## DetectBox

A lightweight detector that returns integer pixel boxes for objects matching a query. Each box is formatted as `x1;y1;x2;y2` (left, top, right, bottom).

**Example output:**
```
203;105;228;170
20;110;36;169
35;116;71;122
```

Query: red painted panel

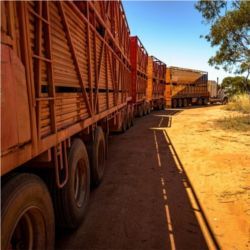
1;45;19;151
130;36;148;104
1;45;31;152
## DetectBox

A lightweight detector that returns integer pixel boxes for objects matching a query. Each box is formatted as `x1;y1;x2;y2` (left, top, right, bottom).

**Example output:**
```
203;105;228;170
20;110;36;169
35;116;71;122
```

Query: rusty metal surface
1;1;131;175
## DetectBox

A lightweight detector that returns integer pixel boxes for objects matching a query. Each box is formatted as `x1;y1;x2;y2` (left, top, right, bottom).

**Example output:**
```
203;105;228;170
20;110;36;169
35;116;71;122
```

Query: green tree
221;76;250;96
195;0;250;91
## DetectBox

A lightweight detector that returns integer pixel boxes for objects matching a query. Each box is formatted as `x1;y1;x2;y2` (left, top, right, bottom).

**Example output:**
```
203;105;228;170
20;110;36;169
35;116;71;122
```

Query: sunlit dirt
56;105;249;250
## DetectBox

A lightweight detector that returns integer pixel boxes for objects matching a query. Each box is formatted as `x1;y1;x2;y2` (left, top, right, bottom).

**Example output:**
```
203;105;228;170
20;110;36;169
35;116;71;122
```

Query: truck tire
88;127;106;186
188;98;192;106
138;105;143;117
178;98;183;107
131;112;135;126
105;131;109;159
172;99;177;108
147;106;151;114
161;102;165;110
127;111;132;129
203;98;208;105
122;113;128;132
54;139;90;228
1;173;54;250
197;98;202;105
183;98;188;107
143;104;147;116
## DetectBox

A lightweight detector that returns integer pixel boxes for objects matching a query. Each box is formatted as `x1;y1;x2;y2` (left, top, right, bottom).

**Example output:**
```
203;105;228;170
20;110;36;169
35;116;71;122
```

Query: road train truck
1;1;133;249
165;66;209;108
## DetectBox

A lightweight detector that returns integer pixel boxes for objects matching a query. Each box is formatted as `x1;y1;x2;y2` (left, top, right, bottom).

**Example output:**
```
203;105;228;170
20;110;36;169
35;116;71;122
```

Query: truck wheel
143;105;147;116
127;112;132;129
197;98;202;105
1;174;54;250
188;98;192;106
172;99;177;108
203;98;208;105
89;127;106;186
183;98;188;107
131;112;135;126
161;103;165;110
138;106;143;117
105;130;109;159
55;139;90;228
147;106;151;114
122;114;128;132
178;99;182;107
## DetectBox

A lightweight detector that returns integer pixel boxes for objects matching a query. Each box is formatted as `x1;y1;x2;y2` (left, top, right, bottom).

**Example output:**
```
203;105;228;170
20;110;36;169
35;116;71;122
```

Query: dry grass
224;94;250;114
215;115;250;132
216;94;250;131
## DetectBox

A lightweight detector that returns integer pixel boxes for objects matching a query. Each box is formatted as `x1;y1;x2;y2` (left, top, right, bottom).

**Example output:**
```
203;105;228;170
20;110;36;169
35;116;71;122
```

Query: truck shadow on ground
149;112;220;249
152;109;182;127
56;110;220;250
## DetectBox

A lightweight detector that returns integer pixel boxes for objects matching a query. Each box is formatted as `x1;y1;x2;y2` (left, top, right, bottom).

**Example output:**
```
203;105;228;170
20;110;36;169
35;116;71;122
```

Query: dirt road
56;106;250;250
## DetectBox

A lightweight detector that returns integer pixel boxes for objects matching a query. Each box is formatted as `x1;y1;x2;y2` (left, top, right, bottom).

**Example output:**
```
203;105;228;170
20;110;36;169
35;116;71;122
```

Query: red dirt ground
56;105;250;250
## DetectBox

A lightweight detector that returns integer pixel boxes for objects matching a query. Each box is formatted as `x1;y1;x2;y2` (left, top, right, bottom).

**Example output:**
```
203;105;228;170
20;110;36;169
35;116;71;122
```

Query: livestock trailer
165;66;209;108
130;36;149;116
146;56;166;110
1;1;132;249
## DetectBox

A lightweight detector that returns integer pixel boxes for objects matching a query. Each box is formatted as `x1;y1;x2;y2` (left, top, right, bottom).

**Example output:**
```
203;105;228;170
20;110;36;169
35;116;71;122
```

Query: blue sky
123;1;234;83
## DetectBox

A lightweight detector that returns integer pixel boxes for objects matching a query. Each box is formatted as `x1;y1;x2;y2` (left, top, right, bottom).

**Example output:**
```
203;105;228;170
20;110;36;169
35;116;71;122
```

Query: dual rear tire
183;98;188;107
138;105;143;117
53;139;90;229
1;127;107;250
147;106;151;114
197;98;203;105
172;99;177;108
122;114;128;132
87;127;106;187
53;132;106;229
122;109;134;132
178;99;182;107
1;174;55;250
127;111;133;128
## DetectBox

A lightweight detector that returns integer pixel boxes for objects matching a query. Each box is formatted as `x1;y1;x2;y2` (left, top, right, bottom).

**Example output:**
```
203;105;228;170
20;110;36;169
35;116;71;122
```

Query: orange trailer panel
1;1;131;175
146;56;166;108
130;36;148;104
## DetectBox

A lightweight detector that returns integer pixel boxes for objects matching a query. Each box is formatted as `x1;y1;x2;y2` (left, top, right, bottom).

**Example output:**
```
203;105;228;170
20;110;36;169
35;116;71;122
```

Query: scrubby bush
216;94;250;131
224;94;250;114
221;77;250;97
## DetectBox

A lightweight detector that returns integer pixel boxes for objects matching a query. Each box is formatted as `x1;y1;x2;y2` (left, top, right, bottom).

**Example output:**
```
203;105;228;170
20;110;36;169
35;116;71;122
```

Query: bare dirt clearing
57;105;250;250
166;105;250;250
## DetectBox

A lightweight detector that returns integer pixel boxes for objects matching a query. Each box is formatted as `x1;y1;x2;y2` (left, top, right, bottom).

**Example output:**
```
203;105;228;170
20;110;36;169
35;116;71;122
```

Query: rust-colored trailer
1;1;132;248
165;66;209;108
146;56;166;110
130;36;149;116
